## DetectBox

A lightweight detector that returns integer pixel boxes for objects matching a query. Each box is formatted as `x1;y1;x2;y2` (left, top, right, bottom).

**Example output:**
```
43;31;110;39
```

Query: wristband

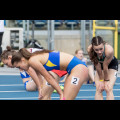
99;79;104;82
104;79;110;81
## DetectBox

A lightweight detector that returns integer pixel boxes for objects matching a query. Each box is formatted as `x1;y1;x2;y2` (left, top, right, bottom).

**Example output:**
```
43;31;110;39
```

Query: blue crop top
43;51;60;71
20;71;31;79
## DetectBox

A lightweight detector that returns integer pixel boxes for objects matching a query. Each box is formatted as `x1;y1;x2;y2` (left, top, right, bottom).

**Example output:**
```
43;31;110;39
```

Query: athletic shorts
24;81;29;90
66;56;87;74
94;56;118;71
51;70;67;77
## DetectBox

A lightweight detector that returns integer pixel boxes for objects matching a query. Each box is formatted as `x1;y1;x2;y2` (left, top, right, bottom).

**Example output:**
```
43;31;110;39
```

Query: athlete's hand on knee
104;81;112;92
98;80;105;92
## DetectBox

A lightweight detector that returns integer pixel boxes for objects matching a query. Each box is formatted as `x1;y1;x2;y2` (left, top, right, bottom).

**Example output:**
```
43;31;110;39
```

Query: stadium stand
64;20;79;27
54;20;64;27
34;20;47;28
15;20;23;27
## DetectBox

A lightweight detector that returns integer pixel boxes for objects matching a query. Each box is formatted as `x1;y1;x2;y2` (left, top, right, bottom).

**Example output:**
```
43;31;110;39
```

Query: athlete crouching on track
87;36;118;100
1;46;67;100
11;48;89;100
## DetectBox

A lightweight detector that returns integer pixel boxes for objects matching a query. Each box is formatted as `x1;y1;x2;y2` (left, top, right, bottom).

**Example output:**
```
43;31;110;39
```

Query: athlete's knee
96;88;103;95
26;85;37;91
96;84;104;93
26;81;37;91
104;84;113;93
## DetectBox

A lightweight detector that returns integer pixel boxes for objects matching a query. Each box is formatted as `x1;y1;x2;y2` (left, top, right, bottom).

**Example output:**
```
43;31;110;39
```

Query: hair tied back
6;46;12;51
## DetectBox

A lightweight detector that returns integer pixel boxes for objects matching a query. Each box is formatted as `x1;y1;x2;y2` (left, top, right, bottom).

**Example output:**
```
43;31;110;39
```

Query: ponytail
19;48;32;60
1;46;16;60
11;48;32;65
11;48;52;65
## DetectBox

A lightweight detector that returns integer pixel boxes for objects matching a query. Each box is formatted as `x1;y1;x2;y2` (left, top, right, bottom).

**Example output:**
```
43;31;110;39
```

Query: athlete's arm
95;63;104;80
28;57;63;99
27;67;43;91
103;46;114;81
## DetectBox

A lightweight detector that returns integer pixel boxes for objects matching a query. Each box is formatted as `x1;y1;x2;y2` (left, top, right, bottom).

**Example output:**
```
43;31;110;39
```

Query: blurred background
2;20;120;60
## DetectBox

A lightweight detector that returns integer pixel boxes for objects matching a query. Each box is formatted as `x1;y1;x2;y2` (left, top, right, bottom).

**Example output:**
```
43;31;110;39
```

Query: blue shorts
24;81;29;90
66;56;87;74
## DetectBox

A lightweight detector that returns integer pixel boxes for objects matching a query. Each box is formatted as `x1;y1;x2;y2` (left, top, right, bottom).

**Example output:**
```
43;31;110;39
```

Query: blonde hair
75;49;83;55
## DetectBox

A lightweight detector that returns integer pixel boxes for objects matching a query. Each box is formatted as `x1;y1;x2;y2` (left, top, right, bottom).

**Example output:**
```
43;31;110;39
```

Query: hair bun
6;46;12;51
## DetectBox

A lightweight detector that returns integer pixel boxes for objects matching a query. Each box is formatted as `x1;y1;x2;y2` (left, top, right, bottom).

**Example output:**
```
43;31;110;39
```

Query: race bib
71;77;80;85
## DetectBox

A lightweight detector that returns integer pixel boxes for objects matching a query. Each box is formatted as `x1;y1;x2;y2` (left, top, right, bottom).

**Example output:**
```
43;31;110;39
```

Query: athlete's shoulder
105;44;114;58
28;55;40;63
105;44;113;54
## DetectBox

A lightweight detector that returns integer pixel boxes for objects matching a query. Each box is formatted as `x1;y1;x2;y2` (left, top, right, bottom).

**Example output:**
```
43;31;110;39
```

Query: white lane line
59;83;120;86
59;84;94;86
0;84;120;93
51;96;120;99
80;89;120;92
0;84;23;86
0;88;120;92
0;83;119;87
0;90;27;92
115;83;120;85
0;74;20;75
0;96;120;100
0;97;38;100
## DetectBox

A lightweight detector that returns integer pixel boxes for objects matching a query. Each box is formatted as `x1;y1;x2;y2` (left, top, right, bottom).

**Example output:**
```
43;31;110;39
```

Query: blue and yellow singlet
43;51;87;74
43;51;60;71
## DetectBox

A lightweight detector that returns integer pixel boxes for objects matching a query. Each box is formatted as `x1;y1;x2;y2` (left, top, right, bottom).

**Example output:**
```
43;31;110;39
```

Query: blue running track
0;75;120;100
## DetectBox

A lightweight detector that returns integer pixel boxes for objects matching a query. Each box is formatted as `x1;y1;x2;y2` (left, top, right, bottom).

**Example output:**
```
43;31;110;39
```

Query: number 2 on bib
71;77;80;85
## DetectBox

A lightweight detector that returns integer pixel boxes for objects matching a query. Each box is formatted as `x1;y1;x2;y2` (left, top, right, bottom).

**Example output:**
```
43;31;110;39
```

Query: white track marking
0;90;27;92
0;96;120;100
0;84;23;86
51;96;120;99
0;97;38;100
